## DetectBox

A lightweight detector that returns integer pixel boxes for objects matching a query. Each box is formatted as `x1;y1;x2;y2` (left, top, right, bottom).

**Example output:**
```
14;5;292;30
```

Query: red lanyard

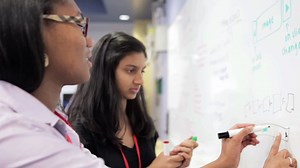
54;111;72;127
54;111;73;144
120;135;141;168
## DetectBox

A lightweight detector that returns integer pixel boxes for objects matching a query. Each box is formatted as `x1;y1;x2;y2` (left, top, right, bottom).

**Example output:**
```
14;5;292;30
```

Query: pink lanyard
120;135;141;168
54;111;73;144
54;111;72;127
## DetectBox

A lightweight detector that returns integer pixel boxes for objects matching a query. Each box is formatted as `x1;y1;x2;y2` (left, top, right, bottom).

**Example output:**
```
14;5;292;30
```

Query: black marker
218;125;270;139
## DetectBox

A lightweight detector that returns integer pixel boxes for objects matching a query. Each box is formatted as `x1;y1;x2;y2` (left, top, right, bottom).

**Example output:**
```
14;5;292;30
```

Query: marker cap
163;140;169;144
218;132;229;139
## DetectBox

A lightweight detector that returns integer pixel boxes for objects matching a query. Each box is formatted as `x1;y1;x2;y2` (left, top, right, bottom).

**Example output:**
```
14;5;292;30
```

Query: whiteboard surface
167;0;299;167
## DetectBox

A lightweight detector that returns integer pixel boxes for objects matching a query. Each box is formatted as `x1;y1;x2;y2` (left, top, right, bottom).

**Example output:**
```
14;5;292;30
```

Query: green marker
192;136;197;141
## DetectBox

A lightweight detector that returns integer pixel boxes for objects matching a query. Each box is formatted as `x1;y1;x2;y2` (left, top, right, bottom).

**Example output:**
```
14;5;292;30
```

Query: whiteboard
167;0;299;167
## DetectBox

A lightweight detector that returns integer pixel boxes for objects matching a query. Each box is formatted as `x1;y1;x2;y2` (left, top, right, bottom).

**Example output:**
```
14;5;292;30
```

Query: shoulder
0;113;107;167
0;105;53;135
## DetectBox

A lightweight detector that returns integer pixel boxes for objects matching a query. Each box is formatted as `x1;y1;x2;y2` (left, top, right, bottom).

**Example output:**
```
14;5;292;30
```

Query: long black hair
0;0;66;93
68;32;156;145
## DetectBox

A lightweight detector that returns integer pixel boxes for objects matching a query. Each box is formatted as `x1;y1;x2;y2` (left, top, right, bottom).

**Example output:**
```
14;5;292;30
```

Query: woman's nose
86;36;93;48
134;73;144;85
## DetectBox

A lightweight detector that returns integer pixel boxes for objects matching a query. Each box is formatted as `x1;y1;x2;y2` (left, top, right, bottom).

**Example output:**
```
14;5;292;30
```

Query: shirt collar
0;80;59;126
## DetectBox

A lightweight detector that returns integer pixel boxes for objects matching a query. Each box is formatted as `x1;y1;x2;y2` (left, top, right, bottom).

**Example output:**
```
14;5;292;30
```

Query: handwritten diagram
253;0;291;43
244;93;295;116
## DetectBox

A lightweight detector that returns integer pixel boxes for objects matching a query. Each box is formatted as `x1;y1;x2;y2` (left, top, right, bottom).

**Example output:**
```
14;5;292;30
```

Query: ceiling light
119;15;130;21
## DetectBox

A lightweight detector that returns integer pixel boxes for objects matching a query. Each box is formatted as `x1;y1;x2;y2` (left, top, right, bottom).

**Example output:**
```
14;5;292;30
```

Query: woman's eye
127;69;134;73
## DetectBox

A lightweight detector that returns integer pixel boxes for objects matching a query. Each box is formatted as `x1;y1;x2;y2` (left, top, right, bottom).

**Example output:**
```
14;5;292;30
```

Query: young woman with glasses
0;0;107;167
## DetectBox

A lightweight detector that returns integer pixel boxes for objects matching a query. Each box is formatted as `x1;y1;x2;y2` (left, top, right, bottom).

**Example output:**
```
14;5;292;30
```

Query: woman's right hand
147;152;185;168
203;123;260;168
263;133;297;168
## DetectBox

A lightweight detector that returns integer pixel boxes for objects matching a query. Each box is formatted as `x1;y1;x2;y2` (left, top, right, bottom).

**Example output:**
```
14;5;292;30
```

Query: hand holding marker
163;136;198;156
218;125;270;139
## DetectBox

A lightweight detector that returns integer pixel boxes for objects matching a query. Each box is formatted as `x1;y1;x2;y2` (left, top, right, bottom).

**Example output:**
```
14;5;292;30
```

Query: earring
44;53;49;67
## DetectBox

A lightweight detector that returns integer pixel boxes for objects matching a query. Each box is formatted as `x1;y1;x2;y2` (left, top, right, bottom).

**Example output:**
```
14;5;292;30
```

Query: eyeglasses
42;14;89;37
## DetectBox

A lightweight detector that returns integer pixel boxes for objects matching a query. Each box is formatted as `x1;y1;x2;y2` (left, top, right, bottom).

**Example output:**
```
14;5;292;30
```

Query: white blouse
0;81;108;168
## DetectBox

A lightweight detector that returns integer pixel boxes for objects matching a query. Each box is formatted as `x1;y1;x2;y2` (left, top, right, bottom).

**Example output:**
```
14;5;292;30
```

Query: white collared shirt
0;81;108;168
